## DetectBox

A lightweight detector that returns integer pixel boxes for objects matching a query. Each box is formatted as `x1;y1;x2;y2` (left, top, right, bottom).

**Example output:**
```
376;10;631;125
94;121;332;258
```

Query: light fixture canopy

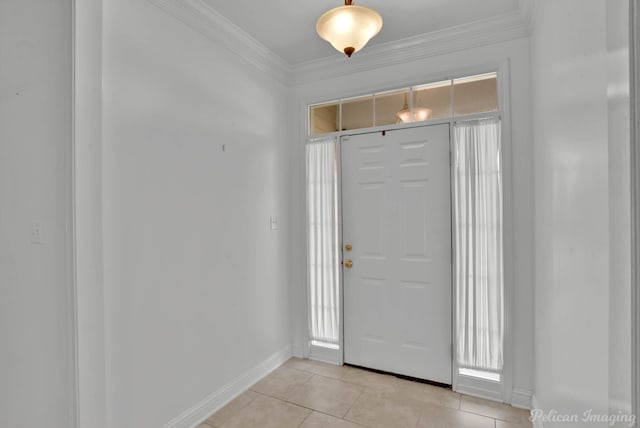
316;0;383;58
396;93;432;123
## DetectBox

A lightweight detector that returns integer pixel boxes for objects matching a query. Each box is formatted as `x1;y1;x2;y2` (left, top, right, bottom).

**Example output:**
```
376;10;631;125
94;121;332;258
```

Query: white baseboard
291;343;305;358
455;375;503;403
455;384;503;403
511;388;533;410
308;344;342;365
531;394;544;428
162;344;293;428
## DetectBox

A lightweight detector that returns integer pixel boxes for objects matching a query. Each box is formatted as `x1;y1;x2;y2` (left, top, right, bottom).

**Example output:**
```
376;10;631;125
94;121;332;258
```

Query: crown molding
518;0;535;28
292;9;531;85
145;0;293;85
519;0;538;35
145;0;534;87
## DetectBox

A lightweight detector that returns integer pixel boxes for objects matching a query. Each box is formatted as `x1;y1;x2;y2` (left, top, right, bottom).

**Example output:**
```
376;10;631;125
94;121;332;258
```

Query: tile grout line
291;360;460;398
206;391;260;428
281;366;374;428
291;358;528;421
295;410;313;428
457;406;528;424
293;364;496;426
280;381;364;421
340;386;366;422
218;360;532;428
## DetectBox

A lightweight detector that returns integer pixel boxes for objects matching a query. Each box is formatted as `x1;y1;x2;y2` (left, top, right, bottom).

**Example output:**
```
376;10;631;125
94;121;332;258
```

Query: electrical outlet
270;216;278;230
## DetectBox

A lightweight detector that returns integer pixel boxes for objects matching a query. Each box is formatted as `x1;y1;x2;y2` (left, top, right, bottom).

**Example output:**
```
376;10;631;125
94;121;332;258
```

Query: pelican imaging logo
530;408;636;426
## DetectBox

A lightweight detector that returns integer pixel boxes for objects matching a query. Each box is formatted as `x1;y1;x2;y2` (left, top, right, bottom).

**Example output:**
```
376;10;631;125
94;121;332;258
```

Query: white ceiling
201;0;522;65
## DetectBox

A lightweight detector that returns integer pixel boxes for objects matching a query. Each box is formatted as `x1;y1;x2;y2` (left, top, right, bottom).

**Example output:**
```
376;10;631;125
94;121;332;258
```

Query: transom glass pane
310;102;339;136
374;90;408;126
341;95;374;131
453;73;498;116
413;80;452;120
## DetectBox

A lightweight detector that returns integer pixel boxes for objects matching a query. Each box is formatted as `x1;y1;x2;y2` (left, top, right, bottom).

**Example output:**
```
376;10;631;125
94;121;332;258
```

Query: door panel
342;125;452;384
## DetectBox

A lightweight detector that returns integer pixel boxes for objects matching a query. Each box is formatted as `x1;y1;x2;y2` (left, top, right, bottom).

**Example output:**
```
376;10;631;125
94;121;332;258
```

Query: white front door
341;125;452;384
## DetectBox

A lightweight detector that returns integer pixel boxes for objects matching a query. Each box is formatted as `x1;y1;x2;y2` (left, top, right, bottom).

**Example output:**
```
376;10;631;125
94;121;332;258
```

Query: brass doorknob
344;259;353;269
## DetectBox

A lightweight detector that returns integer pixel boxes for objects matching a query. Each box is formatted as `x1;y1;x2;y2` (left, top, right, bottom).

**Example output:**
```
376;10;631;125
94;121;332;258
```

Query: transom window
309;72;498;135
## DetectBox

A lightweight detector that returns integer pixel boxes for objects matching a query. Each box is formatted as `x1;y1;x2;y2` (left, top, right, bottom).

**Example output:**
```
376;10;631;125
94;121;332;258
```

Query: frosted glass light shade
316;4;383;57
396;107;432;123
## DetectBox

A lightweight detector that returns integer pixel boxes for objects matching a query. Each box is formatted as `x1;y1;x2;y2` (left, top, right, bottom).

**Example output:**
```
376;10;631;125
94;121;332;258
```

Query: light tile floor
198;358;532;428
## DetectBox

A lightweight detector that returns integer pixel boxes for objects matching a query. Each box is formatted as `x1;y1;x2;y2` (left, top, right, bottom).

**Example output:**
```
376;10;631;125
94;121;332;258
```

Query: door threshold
344;363;452;389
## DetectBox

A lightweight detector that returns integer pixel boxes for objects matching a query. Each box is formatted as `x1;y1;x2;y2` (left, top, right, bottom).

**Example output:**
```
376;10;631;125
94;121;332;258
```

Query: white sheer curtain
306;139;340;347
453;118;504;372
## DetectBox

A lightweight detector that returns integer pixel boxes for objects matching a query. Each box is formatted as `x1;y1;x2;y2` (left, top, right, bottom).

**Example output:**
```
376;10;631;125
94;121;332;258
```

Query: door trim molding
630;0;640;422
511;388;534;410
498;58;515;405
450;60;513;404
71;1;107;426
530;395;544;428
301;60;517;405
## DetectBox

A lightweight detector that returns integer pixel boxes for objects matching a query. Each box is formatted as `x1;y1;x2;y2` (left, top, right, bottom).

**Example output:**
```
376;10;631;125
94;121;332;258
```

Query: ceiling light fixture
396;92;432;123
316;0;383;58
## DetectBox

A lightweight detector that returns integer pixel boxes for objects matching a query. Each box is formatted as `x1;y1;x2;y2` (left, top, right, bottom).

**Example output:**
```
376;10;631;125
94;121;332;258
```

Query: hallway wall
531;0;632;425
102;1;294;426
0;1;76;427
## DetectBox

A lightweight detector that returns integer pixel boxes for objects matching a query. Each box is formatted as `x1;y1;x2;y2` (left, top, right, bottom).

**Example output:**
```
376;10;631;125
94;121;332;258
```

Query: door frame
303;60;517;405
451;64;515;403
631;0;639;421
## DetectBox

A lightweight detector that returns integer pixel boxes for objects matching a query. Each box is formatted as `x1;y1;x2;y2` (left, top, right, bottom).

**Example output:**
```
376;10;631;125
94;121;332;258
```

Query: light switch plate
31;222;42;244
270;216;278;230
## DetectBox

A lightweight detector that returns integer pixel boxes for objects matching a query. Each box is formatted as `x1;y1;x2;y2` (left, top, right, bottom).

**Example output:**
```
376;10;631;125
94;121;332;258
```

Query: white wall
74;1;107;427
291;37;535;399
531;0;632;424
102;1;294;426
0;1;76;427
